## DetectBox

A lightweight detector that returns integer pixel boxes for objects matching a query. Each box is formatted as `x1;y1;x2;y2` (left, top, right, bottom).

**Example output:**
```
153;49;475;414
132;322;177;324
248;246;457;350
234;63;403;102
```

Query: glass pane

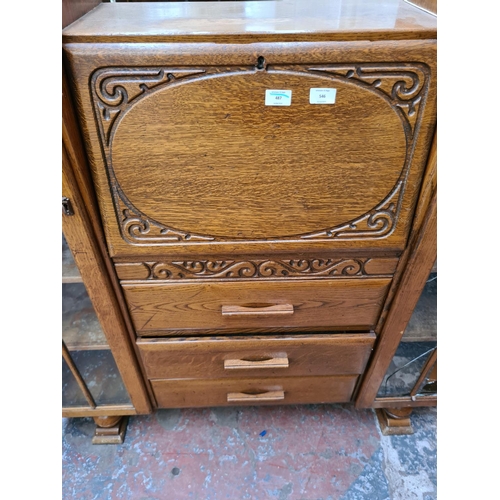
62;357;89;407
70;350;132;405
62;283;109;350
402;272;437;342
377;341;437;397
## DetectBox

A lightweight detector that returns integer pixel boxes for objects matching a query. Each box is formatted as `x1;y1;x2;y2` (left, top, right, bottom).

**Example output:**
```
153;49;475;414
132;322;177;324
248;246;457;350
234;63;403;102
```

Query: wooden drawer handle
227;390;285;403
222;304;294;317
224;356;289;370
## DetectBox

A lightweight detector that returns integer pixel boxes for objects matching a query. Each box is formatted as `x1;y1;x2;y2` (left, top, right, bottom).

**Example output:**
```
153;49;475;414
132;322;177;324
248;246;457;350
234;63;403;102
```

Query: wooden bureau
62;0;437;418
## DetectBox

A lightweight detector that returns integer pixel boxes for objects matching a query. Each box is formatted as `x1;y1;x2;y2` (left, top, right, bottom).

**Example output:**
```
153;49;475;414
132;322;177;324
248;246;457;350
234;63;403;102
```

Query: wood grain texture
151;375;359;408
137;333;376;379
371;396;437;408
63;67;158;407
355;190;437;408
108;68;407;241
62;0;437;43
115;257;399;281
123;279;391;335
62;406;137;418
63;39;436;258
227;391;285;403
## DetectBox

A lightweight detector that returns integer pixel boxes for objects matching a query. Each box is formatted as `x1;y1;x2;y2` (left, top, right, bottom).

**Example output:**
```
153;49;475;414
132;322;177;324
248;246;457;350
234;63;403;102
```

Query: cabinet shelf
62;235;82;283
62;283;110;351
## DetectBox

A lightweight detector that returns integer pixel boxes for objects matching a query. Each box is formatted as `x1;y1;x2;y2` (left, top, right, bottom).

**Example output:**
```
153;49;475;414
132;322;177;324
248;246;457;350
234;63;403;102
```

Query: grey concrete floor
62;405;436;499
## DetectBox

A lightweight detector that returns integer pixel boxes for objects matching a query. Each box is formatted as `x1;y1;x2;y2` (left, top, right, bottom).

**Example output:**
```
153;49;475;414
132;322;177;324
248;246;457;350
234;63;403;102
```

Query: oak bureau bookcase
62;0;437;430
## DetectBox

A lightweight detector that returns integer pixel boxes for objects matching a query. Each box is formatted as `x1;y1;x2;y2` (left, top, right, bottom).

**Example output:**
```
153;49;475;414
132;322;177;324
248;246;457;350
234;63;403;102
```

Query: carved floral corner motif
305;63;430;137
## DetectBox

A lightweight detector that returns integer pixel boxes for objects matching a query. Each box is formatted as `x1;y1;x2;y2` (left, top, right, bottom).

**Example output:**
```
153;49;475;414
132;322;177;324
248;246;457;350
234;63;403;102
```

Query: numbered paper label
309;88;337;104
265;90;292;106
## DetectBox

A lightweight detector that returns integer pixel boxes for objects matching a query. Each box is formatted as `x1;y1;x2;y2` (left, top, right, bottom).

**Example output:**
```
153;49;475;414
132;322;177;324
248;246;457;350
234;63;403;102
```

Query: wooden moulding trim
355;189;437;408
372;396;437;409
62;406;137;418
62;144;152;414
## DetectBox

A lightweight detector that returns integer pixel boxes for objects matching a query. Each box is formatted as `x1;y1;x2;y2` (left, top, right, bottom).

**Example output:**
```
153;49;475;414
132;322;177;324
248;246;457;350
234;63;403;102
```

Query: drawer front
123;278;391;335
64;40;436;258
137;333;376;380
151;375;359;408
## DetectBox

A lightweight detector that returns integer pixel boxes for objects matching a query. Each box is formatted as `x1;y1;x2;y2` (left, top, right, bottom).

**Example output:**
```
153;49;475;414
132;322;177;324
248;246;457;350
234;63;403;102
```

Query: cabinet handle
224;356;289;370
222;304;294;317
227;390;285;403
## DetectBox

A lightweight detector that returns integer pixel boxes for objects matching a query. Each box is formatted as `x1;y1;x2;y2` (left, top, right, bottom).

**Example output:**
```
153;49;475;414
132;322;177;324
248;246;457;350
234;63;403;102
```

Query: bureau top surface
62;0;437;43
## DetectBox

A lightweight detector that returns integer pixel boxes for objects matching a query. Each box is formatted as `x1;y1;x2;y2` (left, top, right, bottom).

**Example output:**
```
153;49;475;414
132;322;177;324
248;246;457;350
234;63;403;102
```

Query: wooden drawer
151;375;359;408
137;333;376;380
123;278;390;335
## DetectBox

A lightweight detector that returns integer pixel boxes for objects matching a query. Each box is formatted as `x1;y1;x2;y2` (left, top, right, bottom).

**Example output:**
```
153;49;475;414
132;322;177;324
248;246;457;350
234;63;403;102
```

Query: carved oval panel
111;70;407;239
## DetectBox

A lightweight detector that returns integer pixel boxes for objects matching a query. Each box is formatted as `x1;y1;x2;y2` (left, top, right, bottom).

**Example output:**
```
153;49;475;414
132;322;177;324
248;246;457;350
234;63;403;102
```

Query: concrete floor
62;404;436;499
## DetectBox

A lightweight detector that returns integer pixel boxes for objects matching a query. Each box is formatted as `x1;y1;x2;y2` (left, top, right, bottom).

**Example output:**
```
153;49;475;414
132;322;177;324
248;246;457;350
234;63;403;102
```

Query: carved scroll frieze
90;62;430;245
125;258;389;281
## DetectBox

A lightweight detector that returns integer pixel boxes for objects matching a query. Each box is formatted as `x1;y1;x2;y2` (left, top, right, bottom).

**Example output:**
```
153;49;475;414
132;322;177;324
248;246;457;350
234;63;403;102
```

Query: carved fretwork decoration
92;67;207;147
137;258;384;280
90;63;430;245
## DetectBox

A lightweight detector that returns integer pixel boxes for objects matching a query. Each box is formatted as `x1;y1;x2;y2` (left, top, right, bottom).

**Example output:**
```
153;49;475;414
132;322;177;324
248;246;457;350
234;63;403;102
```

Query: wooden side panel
63;139;152;415
152;375;359;408
137;333;376;379
356;190;437;408
123;278;391;335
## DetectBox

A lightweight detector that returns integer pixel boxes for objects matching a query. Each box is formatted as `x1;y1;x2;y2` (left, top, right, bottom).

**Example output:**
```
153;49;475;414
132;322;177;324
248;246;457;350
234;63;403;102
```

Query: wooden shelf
62;283;110;351
62;235;82;283
402;272;436;342
63;350;132;408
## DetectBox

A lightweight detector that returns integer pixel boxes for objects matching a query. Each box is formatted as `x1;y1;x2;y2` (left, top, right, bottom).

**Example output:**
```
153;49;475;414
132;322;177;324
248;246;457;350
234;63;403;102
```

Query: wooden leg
92;416;128;444
376;407;414;435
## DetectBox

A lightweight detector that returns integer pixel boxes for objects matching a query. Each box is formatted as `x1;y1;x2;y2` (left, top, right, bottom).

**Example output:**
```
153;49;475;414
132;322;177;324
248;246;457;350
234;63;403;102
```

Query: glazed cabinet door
63;40;436;259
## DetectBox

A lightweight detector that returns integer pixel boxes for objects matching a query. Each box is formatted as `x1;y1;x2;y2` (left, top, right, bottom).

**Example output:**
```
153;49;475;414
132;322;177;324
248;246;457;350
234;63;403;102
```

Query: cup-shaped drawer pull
221;304;294;317
226;390;285;403
224;356;289;370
